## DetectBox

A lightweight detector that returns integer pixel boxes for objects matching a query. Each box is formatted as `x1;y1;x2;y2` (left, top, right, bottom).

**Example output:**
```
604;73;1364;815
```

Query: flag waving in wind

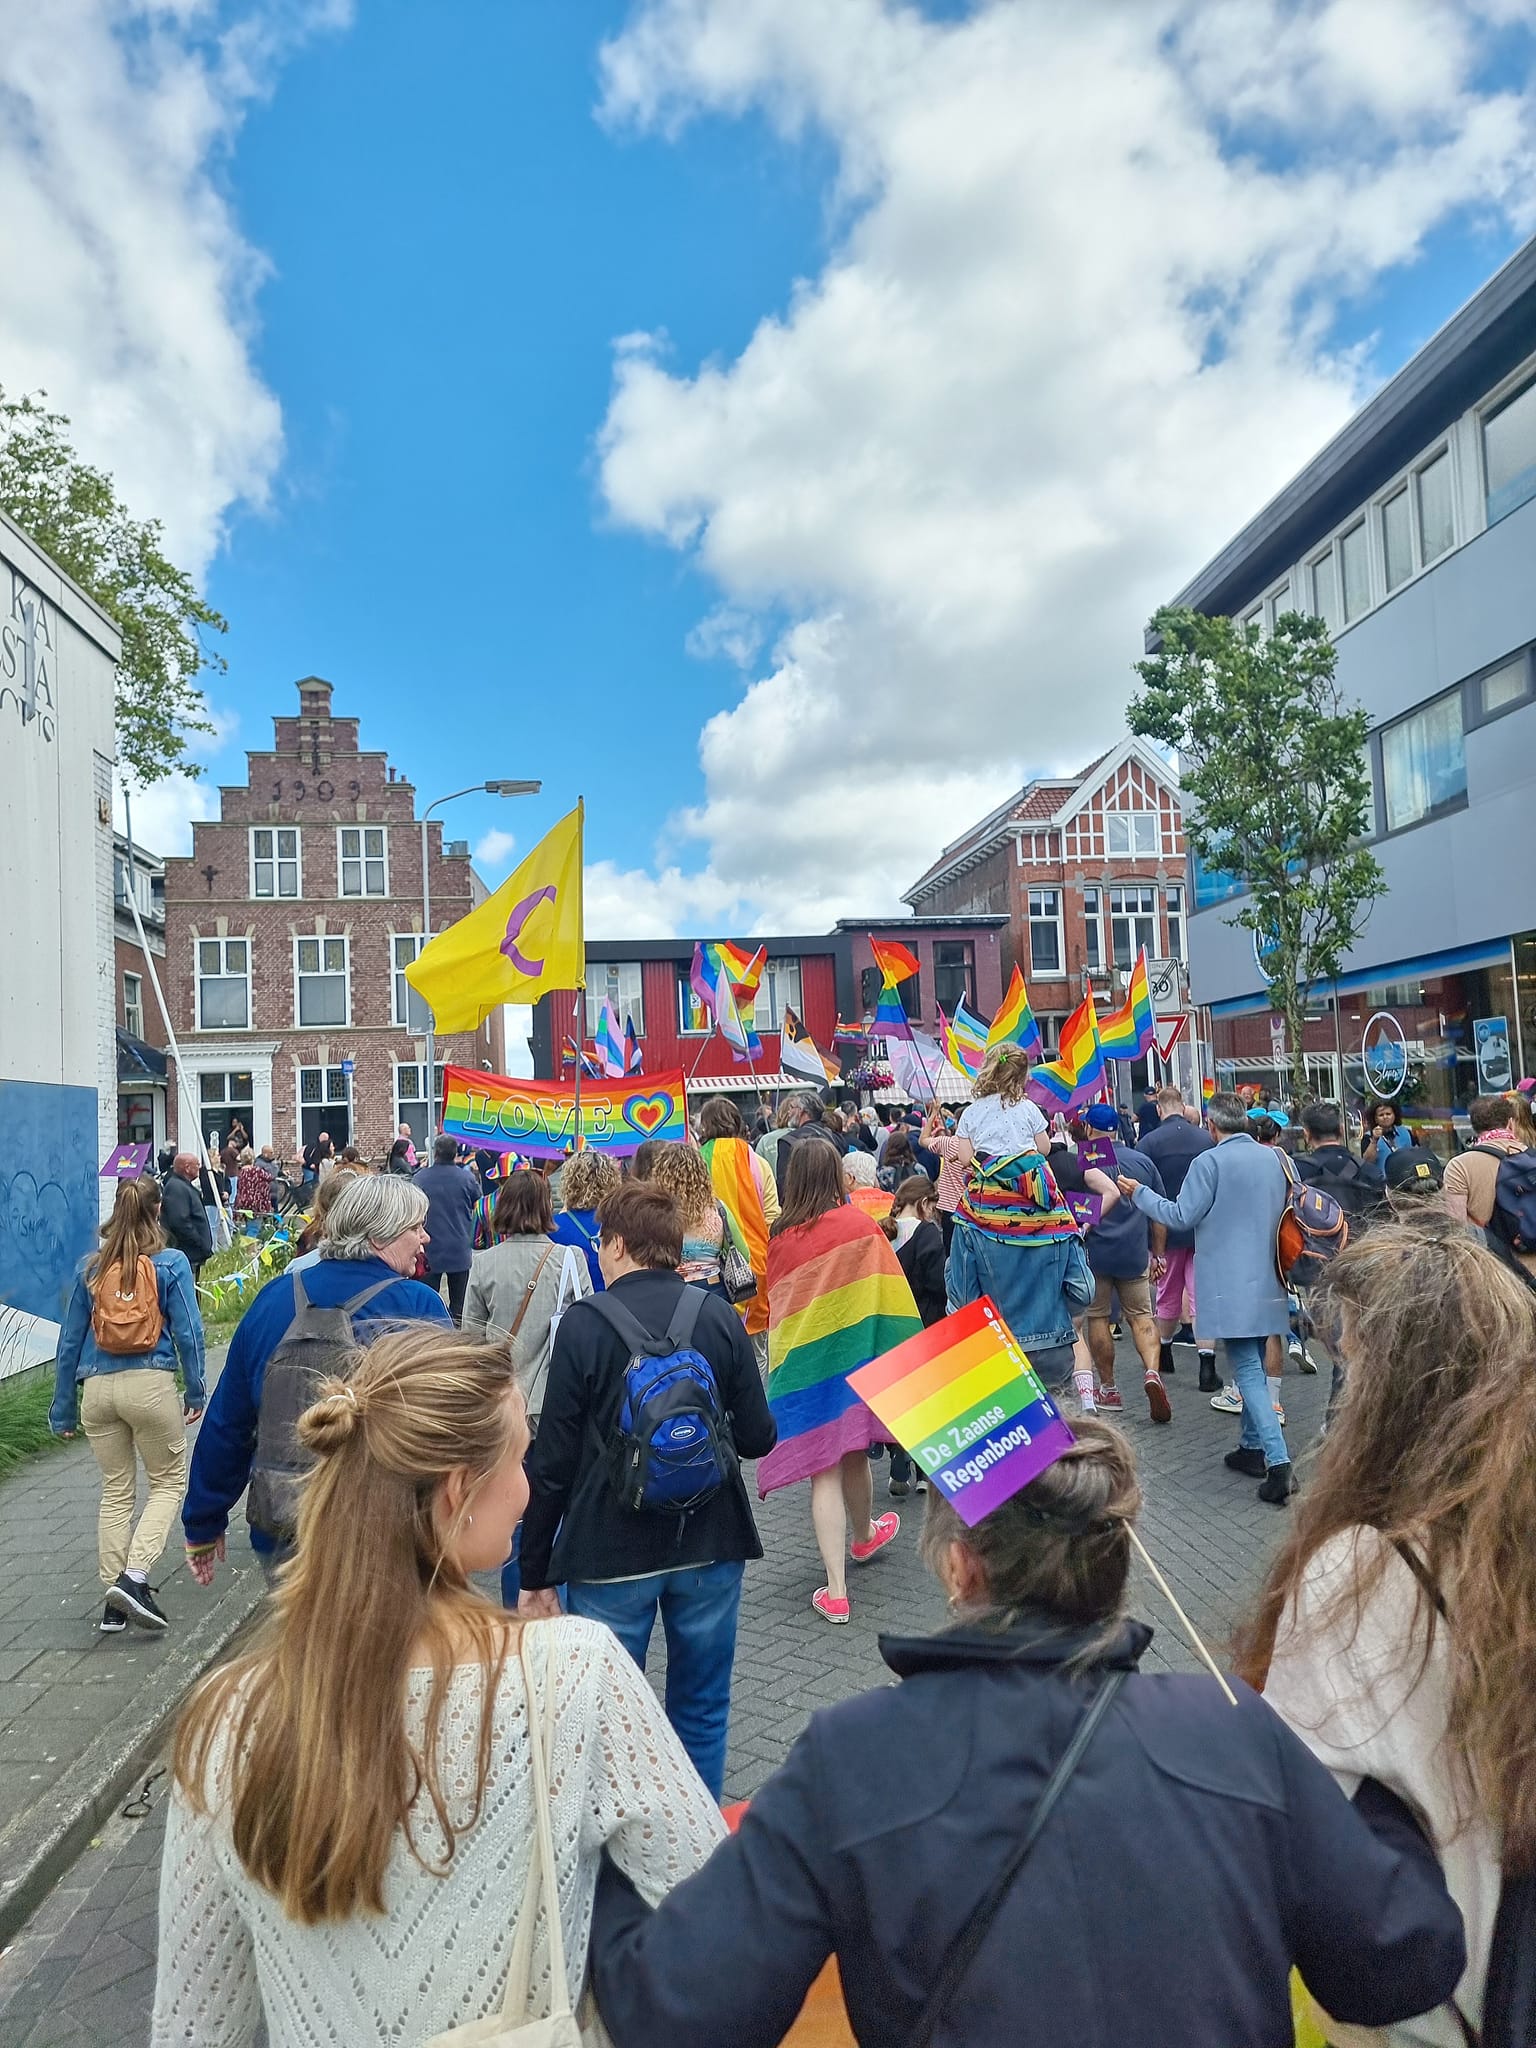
869;936;920;1043
691;940;767;1059
1025;986;1107;1115
406;804;584;1033
782;1006;840;1085
940;998;990;1080
1098;949;1157;1061
986;966;1044;1058
624;1014;643;1075
594;1001;627;1079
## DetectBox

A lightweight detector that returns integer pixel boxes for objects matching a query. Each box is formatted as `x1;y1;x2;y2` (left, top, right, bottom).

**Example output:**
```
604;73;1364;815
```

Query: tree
0;387;224;786
1129;605;1385;1106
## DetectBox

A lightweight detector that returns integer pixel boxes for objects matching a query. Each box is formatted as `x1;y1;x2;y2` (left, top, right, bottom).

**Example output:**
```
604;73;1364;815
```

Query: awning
116;1029;168;1082
874;1077;974;1105
682;1071;803;1094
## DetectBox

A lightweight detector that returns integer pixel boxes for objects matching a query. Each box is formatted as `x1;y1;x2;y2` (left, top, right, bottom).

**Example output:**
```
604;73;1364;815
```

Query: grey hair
320;1176;429;1261
782;1090;820;1126
842;1148;878;1188
1205;1091;1250;1134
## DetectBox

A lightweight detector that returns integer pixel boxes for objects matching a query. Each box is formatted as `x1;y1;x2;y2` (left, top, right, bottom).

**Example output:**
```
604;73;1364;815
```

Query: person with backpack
50;1177;206;1633
1444;1095;1536;1287
181;1175;449;1586
589;1420;1467;2048
550;1147;621;1290
1242;1212;1536;2048
516;1182;776;1799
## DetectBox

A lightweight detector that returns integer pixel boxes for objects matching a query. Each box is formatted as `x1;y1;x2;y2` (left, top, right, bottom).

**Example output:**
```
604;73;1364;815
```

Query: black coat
592;1613;1465;2048
896;1218;946;1325
520;1269;777;1591
160;1170;212;1268
412;1161;481;1275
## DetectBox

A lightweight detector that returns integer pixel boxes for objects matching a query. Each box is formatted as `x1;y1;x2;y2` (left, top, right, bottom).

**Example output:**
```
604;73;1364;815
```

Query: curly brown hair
646;1142;717;1229
1235;1212;1536;1872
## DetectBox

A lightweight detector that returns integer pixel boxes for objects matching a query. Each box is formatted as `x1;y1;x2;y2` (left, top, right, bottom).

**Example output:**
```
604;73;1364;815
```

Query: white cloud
0;0;351;576
473;826;518;871
596;0;1536;930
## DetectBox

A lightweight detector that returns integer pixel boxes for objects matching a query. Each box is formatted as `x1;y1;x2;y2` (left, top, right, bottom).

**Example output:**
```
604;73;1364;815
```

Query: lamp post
420;779;541;1145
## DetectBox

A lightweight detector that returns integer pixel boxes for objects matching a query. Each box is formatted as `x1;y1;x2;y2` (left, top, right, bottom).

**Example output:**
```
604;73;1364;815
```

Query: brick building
902;739;1193;1090
112;831;168;1150
162;677;504;1162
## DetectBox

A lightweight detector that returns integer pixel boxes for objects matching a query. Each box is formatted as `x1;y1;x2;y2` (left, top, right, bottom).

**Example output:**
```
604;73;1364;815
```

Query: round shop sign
1360;1011;1408;1099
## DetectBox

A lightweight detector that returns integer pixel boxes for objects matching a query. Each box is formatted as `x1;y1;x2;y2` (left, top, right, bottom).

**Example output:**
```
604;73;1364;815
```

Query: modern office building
1174;234;1536;1134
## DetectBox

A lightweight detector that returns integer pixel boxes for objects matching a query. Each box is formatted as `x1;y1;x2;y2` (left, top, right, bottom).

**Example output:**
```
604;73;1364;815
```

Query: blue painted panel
0;1080;99;1323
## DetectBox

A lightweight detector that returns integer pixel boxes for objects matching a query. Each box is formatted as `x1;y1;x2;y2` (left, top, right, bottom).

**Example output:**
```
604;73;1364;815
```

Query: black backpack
246;1269;396;1543
1471;1146;1536;1280
1295;1149;1386;1225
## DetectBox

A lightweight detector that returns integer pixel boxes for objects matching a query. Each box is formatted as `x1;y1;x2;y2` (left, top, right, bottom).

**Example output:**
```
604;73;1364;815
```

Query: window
122;972;143;1039
586;961;644;1036
1268;583;1291;626
392;934;432;1031
298;1065;351;1150
1035;1014;1066;1055
1381;486;1413;592
1082;886;1102;974
1484;373;1536;526
932;941;974;1014
753;957;804;1032
251;827;300;899
677;974;711;1035
1105;813;1159;857
1242;605;1266;642
338;826;387;897
1109;886;1159;970
1474;652;1533;721
1165;886;1185;962
1339;522;1370;622
394;1063;445;1150
1190;846;1246;911
295;937;350;1027
114;857;157;921
196;938;249;1030
1308;550;1339;629
199;1070;254;1152
1380;691;1467;832
1028;890;1062;975
1416;449;1455;561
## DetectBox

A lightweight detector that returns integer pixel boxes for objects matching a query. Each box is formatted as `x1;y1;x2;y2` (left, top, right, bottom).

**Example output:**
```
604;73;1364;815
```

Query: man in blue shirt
1072;1105;1170;1424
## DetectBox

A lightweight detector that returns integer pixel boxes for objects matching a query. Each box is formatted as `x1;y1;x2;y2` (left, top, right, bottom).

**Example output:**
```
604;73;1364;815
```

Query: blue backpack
590;1289;734;1515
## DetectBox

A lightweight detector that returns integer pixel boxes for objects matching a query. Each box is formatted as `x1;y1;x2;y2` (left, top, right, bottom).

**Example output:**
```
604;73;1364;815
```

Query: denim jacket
51;1249;207;1433
946;1222;1093;1349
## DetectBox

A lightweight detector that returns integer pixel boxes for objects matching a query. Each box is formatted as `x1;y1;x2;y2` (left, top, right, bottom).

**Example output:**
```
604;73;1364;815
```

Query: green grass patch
197;1231;297;1345
0;1365;68;1476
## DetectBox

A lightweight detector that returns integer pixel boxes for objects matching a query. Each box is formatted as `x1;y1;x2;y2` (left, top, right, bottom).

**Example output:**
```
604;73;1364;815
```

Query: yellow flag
405;804;584;1032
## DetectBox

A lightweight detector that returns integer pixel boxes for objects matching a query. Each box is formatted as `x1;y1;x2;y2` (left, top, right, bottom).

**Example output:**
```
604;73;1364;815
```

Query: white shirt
955;1094;1048;1160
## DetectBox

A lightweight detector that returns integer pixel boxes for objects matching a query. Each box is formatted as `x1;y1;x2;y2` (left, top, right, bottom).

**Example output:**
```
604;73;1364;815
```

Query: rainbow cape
955;1150;1079;1243
701;1135;771;1335
1099;948;1156;1061
1025;987;1106;1115
986;966;1044;1057
759;1204;921;1493
940;999;989;1080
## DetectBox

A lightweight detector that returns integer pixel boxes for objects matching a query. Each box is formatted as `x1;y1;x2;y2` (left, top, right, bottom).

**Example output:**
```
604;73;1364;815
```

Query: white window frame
391;933;432;1031
1109;884;1159;971
293;934;351;1029
122;971;143;1039
250;825;302;900
1082;886;1103;975
1105;812;1160;858
337;825;388;899
1478;352;1536;526
394;1061;445;1142
585;961;645;1037
296;1063;353;1149
752;957;803;1033
1027;888;1064;977
1165;885;1185;963
677;972;712;1036
196;936;251;1032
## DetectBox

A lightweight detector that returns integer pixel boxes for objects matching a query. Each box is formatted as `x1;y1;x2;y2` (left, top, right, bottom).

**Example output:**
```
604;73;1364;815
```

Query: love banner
438;1063;686;1158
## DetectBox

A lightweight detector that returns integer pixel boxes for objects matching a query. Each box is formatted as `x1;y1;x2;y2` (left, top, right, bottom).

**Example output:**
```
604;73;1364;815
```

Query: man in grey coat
1119;1093;1293;1506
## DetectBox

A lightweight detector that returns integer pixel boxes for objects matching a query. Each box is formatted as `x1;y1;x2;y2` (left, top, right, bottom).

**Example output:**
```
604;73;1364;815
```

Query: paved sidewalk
0;1348;268;1948
0;1339;1330;2046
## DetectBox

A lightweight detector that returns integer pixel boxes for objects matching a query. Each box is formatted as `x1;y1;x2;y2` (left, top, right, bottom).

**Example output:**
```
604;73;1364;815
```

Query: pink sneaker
812;1588;850;1624
1096;1384;1124;1413
850;1511;900;1564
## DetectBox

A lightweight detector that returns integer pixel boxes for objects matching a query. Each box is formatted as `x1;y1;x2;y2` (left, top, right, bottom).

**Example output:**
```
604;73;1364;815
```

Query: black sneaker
99;1603;126;1635
1172;1323;1196;1347
1198;1356;1223;1393
1258;1463;1296;1506
105;1574;169;1631
1224;1448;1266;1478
889;1478;912;1498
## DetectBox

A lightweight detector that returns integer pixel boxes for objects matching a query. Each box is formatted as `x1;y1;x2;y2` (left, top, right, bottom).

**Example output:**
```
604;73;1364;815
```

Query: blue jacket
51;1249;206;1432
1132;1132;1289;1338
591;1613;1466;2048
181;1256;449;1554
550;1208;604;1290
946;1222;1093;1350
412;1161;481;1275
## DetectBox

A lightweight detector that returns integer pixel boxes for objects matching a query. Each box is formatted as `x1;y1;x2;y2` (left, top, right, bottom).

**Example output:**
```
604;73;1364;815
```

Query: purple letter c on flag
500;886;558;975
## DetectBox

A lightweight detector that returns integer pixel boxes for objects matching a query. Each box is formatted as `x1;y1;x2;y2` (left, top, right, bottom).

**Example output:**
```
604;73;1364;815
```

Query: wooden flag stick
1127;1526;1238;1707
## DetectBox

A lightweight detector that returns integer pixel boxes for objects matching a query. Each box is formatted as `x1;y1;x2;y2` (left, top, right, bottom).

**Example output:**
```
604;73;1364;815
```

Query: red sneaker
1144;1371;1172;1425
812;1588;850;1624
850;1511;900;1564
1096;1384;1124;1413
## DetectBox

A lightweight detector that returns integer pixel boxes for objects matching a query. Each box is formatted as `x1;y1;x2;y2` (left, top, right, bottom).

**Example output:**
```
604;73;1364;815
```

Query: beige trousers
79;1370;188;1586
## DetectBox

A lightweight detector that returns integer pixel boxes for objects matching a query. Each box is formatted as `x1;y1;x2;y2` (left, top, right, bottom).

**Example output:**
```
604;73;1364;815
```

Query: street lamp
421;779;542;1143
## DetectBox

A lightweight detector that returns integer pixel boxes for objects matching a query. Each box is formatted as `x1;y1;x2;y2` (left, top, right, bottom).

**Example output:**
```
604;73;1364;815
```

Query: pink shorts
1155;1246;1197;1326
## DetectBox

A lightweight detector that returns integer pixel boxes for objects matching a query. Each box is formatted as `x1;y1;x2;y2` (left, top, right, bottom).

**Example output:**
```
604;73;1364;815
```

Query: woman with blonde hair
955;1042;1048;1160
1241;1213;1536;2046
649;1142;731;1295
50;1177;205;1634
154;1326;723;2043
552;1148;622;1290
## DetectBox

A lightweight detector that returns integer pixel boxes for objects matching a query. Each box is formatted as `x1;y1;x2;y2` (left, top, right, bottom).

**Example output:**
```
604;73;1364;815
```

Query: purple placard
99;1143;152;1180
1064;1188;1103;1231
1076;1136;1118;1175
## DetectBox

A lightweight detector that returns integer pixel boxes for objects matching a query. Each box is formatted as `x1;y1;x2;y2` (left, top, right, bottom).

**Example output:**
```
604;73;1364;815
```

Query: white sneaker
1209;1385;1244;1414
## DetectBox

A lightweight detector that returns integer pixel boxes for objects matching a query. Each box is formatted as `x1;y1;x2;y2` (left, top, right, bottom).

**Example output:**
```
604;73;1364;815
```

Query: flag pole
571;798;586;1154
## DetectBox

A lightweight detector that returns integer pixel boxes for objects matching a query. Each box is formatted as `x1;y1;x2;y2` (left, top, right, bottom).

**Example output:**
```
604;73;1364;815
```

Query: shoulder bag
524;1247;587;1427
715;1202;759;1306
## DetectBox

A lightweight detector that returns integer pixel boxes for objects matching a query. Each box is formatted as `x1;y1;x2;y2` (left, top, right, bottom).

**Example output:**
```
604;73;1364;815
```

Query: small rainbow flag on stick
1099;948;1157;1061
986;966;1044;1057
850;1296;1075;1526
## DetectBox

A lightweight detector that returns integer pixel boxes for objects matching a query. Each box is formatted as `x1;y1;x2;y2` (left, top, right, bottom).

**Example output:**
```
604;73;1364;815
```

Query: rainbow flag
563;1037;603;1080
1201;1074;1216;1103
690;940;767;1059
849;1296;1075;1526
870;936;920;987
986;966;1044;1058
833;1018;869;1048
1099;948;1156;1061
594;1001;627;1079
940;999;988;1080
1025;986;1106;1115
624;1014;643;1075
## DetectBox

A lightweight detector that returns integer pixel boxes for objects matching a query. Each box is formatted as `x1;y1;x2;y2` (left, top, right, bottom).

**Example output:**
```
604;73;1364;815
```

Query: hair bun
297;1380;362;1456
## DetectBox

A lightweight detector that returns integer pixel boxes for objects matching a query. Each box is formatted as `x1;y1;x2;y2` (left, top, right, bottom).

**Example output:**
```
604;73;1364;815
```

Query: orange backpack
91;1255;164;1355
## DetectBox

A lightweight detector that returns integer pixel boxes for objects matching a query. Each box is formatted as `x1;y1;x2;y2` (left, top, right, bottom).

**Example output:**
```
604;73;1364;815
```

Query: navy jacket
1135;1116;1215;1250
412;1161;481;1274
181;1256;449;1554
592;1614;1465;2048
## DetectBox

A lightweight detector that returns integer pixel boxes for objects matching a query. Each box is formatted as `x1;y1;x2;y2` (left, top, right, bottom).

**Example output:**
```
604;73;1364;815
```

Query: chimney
297;676;333;720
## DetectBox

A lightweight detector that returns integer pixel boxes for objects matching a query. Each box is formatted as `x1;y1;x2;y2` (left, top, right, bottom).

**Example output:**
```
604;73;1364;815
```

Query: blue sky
5;0;1534;932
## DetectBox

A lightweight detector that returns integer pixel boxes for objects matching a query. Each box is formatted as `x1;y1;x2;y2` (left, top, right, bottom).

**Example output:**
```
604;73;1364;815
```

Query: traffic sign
1145;957;1180;1007
340;1058;355;1076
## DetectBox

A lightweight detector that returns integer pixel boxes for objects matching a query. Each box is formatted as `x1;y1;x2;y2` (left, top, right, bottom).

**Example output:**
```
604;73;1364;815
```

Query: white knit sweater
1264;1528;1500;2048
151;1617;725;2045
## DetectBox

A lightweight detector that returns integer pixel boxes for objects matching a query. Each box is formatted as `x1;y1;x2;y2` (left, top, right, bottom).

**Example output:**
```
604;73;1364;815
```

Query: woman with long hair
1239;1214;1536;2046
591;1421;1465;2047
698;1095;778;1346
50;1177;206;1634
464;1170;592;1398
233;1146;273;1219
154;1326;724;2042
760;1139;921;1624
876;1122;921;1193
648;1143;729;1294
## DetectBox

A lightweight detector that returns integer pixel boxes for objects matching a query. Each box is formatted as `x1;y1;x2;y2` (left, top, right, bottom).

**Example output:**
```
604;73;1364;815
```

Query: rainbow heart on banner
623;1092;679;1137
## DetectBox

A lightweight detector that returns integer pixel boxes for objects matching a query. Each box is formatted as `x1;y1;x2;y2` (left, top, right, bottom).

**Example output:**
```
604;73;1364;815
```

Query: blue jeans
567;1560;745;1800
1226;1337;1290;1468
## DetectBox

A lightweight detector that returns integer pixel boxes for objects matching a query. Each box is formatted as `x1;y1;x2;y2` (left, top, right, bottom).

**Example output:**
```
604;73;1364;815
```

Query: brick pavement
0;1340;1329;2047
